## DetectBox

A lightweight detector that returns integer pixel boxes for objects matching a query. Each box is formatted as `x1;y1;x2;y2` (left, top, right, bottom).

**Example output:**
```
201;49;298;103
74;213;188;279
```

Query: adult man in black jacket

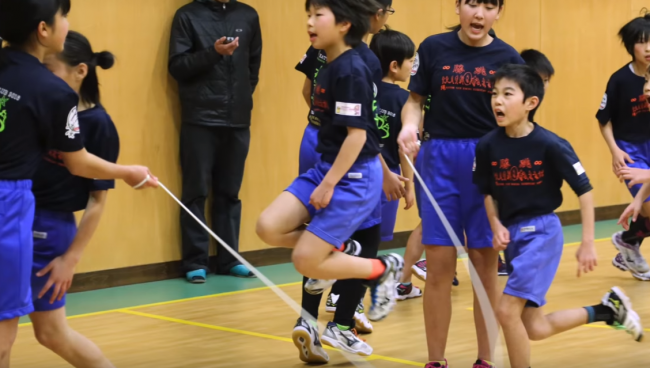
169;0;261;282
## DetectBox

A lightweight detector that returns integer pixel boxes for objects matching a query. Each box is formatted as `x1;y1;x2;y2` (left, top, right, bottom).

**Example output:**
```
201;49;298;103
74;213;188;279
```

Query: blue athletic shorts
0;180;36;321
416;138;492;248
380;166;401;241
503;213;564;308
298;123;381;231
616;139;650;202
286;156;383;248
299;123;321;176
31;209;77;312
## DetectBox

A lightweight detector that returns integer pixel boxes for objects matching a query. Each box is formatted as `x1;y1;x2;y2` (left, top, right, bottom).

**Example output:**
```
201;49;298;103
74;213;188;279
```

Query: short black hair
58;30;115;106
0;0;70;47
520;49;555;79
369;26;416;77
375;0;392;10
618;11;650;60
305;0;383;48
493;64;545;105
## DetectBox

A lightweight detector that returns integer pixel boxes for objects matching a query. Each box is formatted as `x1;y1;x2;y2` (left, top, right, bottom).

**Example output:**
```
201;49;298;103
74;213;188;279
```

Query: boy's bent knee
255;214;279;246
292;249;318;277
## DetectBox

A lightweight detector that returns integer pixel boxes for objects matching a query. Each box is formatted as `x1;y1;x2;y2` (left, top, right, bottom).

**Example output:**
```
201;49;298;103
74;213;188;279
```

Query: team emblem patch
599;93;607;110
65;106;80;139
411;52;420;76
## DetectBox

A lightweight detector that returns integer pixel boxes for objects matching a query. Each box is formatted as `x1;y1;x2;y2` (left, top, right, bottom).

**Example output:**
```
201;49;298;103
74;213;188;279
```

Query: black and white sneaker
292;317;329;363
602;287;644;342
304;239;362;295
365;253;404;321
321;322;373;356
325;292;338;313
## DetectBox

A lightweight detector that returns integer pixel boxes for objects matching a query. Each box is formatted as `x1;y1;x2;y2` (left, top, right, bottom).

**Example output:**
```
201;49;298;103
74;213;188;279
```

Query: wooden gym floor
10;220;650;367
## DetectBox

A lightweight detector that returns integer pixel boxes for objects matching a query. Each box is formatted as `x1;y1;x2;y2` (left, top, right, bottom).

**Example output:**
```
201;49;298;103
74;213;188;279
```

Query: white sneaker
321;322;373;356
304;279;336;295
304;239;362;295
354;301;373;334
611;232;650;274
292;317;329;363
601;286;644;342
367;253;404;321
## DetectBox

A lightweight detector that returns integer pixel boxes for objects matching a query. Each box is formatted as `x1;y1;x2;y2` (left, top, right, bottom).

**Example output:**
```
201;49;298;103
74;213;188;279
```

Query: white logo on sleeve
65;106;80;139
472;156;477;171
599;93;607;110
299;53;307;64
373;83;378;98
411;52;420;76
573;162;586;176
335;102;362;117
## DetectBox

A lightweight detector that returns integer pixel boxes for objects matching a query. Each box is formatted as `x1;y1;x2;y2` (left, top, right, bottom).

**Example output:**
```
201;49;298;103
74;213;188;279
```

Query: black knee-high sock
332;224;381;328
301;276;323;321
621;215;650;245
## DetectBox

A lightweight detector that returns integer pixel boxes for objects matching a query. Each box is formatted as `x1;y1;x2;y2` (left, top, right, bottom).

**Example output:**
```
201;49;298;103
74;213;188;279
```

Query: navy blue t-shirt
32;105;120;212
296;43;383;127
0;49;84;180
596;63;650;142
473;124;593;226
296;44;383;96
409;32;524;138
310;49;380;163
377;82;409;169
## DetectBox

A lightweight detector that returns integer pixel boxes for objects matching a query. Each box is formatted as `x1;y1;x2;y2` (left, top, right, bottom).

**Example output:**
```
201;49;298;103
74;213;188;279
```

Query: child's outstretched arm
310;127;366;209
576;191;597;277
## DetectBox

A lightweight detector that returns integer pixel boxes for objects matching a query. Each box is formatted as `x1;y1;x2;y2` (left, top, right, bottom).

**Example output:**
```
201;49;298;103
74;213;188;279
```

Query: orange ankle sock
334;243;346;252
368;259;386;280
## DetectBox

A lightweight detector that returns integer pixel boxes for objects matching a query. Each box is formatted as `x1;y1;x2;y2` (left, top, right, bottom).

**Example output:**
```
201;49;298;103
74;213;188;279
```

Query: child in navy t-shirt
474;64;643;368
0;0;155;362
28;31;119;367
256;0;404;350
289;1;396;362
597;13;650;280
396;2;523;366
368;27;422;301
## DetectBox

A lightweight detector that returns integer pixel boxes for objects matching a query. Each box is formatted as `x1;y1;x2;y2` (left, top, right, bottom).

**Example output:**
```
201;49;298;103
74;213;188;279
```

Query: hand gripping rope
403;154;505;367
157;181;377;367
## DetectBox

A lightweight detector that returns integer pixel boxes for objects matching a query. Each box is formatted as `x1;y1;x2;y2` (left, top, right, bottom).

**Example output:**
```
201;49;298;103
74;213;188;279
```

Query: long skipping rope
156;181;376;367
403;154;505;367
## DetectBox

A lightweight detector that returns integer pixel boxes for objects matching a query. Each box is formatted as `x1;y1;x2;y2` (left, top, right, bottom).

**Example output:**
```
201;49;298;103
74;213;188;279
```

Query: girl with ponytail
26;30;122;368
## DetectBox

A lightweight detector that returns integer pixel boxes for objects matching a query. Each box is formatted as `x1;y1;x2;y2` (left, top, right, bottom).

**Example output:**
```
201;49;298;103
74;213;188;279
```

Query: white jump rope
150;147;504;366
403;152;504;367
154;178;375;367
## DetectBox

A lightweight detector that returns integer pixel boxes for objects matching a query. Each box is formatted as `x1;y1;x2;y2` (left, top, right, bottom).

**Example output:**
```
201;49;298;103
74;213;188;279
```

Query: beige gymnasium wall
66;0;648;273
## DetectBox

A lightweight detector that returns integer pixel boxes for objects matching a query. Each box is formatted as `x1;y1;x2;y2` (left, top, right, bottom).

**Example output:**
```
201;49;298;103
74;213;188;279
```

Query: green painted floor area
19;219;622;324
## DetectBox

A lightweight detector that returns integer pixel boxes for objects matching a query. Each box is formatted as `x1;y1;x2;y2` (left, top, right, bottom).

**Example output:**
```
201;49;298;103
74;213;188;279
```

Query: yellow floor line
16;237;613;328
17;281;302;327
119;309;424;366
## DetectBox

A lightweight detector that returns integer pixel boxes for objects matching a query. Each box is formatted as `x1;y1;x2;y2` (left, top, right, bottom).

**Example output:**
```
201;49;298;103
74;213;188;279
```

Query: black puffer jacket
168;0;262;127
